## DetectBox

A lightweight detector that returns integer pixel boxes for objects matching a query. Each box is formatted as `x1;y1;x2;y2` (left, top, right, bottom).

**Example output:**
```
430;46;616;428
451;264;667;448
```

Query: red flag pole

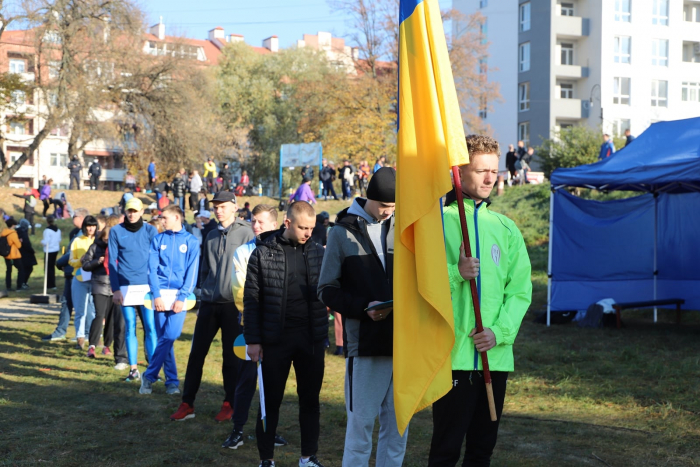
450;166;497;422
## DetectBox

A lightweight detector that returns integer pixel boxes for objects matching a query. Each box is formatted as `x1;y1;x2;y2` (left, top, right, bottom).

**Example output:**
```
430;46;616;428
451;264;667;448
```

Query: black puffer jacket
243;228;326;345
171;176;186;198
81;238;112;296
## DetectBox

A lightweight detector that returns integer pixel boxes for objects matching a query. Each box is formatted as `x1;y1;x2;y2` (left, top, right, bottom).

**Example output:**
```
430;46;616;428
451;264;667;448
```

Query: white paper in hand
120;284;151;306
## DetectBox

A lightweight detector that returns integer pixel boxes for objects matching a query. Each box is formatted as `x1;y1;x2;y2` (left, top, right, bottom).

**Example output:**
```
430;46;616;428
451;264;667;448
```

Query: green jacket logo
491;244;501;266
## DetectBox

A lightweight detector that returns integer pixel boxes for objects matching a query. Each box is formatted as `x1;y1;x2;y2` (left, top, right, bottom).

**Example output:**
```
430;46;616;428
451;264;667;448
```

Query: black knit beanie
367;167;396;203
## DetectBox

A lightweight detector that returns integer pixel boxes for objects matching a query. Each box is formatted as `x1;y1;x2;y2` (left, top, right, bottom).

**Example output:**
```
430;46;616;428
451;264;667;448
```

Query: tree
537;125;602;179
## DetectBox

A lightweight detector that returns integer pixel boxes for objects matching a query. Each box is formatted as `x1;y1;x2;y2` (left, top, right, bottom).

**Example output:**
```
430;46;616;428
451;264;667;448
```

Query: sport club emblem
179;244;188;253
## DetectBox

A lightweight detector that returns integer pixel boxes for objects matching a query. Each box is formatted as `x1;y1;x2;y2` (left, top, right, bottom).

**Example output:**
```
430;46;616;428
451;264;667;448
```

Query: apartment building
0;21;279;189
455;0;700;149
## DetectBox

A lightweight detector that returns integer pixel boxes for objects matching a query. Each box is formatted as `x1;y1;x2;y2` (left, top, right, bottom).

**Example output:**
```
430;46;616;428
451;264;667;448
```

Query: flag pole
450;166;497;422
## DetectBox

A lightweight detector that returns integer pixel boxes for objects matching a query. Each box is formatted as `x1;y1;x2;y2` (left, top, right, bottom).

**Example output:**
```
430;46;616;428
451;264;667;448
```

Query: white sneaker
114;363;129;371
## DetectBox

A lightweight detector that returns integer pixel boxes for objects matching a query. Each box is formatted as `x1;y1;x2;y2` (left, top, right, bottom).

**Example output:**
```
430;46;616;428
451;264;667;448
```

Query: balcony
18;72;35;83
554;15;590;39
554;65;590;80
552;98;589;120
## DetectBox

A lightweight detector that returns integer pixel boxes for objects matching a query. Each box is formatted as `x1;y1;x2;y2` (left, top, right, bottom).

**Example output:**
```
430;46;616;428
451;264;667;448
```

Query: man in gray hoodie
172;191;254;423
318;168;407;467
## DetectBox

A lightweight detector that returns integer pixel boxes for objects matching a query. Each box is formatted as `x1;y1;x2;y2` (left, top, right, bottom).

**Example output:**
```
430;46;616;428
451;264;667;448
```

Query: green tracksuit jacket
444;199;532;372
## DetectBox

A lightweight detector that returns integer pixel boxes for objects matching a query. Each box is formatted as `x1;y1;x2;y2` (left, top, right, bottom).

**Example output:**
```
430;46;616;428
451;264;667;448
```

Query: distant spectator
624;129;635;147
88;159;102;190
320;159;338;200
598;134;615;160
67;155;82;190
203;158;217;193
310;211;330;247
41;215;61;290
125;172;137;191
340;160;354;200
171;172;186;211
13;188;37;235
147;160;157;190
289;177;317;204
189;171;203;211
373;155;386;174
40;178;52;217
505;144;517;182
17;219;36;289
1;218;23;292
219;163;233;192
301;164;315;182
358;160;370;197
119;189;134;214
238;202;252;222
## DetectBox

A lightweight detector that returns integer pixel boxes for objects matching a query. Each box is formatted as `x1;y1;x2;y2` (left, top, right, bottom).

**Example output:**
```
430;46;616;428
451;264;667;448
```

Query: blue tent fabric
549;118;700;314
551;117;700;193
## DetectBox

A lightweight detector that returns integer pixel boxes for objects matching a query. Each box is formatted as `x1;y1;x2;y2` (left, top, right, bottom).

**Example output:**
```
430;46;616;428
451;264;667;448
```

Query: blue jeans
51;276;73;338
144;310;187;385
72;277;95;339
121;305;157;366
174;197;185;210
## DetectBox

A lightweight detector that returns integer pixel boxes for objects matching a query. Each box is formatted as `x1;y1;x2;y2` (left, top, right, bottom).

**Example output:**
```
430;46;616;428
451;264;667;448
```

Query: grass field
0;186;699;466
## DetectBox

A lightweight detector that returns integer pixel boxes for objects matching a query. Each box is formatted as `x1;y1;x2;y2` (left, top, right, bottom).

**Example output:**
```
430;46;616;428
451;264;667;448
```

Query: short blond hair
466;135;500;161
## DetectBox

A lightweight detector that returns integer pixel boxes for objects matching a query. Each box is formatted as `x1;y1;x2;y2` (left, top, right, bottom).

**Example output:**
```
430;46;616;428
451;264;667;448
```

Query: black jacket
243;228;326;346
81;238;111;296
67;159;82;175
219;167;232;182
88;162;102;176
505;151;517;170
171;176;186;198
317;200;394;356
320;166;334;182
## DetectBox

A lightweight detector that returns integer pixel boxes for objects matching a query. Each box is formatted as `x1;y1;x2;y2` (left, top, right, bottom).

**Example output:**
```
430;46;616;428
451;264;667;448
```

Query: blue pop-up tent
547;117;700;325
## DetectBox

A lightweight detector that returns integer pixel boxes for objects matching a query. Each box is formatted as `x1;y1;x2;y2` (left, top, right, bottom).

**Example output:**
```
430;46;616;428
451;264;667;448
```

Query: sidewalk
0;298;60;320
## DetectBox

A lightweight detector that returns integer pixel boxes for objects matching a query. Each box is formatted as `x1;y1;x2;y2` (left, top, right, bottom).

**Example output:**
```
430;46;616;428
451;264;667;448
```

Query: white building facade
455;0;700;148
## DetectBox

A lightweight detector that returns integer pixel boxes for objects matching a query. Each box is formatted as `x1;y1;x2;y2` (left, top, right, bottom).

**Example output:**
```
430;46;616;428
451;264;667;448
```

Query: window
651;79;668;107
518;122;530;146
480;19;488;42
613;77;631;105
651;39;669;66
9;59;25;74
560;2;574;16
682;82;700;102
44;30;61;44
9;121;25;135
615;0;631;22
561;43;574;65
612;119;631;137
10;90;25;105
682;41;700;63
652;0;669;25
50;153;69;167
48;61;60;79
519;42;530;72
560;83;574;99
519;82;530;111
520;2;531;31
614;36;631;64
684;3;700;22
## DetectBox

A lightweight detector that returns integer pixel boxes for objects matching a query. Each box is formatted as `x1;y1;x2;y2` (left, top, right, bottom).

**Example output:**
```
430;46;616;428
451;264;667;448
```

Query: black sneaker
259;461;274;467
300;456;325;467
125;368;140;382
222;430;244;450
274;434;288;447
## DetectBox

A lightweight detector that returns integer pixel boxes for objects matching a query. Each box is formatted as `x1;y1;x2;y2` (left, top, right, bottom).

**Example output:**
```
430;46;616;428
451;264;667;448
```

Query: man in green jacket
429;135;532;467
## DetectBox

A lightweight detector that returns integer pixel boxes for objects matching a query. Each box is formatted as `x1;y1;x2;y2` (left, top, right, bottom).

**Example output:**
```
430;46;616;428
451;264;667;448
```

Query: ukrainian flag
393;0;469;434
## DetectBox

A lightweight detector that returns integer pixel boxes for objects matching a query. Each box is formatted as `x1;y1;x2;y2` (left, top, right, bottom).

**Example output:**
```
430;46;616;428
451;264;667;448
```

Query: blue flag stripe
400;0;423;25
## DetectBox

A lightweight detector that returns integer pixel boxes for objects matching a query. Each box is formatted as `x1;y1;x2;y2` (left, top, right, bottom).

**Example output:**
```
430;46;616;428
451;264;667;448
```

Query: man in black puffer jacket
243;201;327;467
171;171;187;211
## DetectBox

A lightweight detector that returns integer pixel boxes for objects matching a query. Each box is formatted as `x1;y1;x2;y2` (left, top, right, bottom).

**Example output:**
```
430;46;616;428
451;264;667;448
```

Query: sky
140;0;452;50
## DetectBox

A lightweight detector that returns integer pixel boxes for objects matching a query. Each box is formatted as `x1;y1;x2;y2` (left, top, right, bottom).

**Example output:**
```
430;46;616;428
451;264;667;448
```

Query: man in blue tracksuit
109;197;159;382
598;133;615;160
140;204;200;395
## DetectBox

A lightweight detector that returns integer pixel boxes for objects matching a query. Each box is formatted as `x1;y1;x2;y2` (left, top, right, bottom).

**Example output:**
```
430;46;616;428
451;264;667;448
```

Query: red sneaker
86;346;96;358
214;401;234;422
170;402;195;422
102;346;111;356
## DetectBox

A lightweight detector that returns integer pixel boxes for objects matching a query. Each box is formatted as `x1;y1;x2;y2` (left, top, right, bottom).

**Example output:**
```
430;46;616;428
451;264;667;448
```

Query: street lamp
589;84;603;124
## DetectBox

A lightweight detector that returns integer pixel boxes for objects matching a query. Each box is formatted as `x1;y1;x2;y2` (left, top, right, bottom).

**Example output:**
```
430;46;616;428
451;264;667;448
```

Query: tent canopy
550;117;700;193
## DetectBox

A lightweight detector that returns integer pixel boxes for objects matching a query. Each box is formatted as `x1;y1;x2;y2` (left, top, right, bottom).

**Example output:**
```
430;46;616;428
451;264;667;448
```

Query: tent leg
654;193;658;323
547;190;554;327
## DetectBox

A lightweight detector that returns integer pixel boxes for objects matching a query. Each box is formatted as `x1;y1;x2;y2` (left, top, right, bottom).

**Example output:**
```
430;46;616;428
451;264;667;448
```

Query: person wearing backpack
1;218;23;292
13;189;37;235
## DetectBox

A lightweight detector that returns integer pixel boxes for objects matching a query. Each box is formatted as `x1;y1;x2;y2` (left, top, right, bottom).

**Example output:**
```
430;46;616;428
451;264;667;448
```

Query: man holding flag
429;135;532;466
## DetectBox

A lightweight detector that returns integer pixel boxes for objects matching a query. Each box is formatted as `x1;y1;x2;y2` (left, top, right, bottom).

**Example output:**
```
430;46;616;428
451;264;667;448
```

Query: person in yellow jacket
429;135;532;467
70;215;98;349
2;218;24;292
203;158;217;194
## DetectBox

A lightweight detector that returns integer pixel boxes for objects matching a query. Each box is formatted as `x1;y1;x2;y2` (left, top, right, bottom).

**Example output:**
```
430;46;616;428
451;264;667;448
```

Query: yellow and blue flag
394;0;469;434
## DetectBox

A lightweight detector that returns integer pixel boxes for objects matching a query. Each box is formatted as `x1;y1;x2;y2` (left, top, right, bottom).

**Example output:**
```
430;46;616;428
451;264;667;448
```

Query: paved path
0;297;60;320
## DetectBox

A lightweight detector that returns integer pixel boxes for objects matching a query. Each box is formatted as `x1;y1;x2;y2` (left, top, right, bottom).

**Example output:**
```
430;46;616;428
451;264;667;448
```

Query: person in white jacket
40;215;62;290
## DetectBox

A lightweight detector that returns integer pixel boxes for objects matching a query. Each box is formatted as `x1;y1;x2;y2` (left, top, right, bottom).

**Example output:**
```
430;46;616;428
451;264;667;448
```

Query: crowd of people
16;134;532;467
